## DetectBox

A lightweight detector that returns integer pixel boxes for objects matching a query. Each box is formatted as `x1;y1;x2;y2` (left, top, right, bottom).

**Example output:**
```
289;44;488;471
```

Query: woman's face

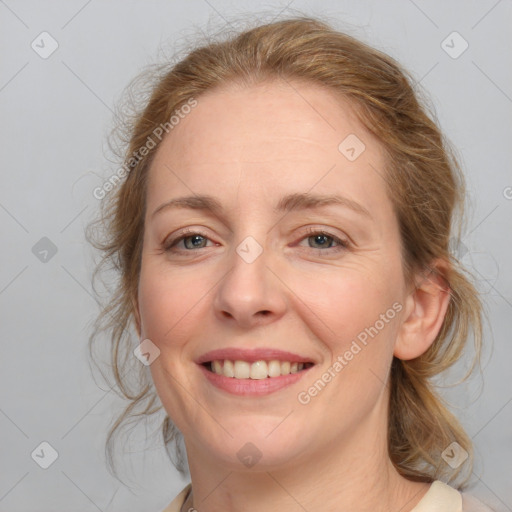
136;79;410;470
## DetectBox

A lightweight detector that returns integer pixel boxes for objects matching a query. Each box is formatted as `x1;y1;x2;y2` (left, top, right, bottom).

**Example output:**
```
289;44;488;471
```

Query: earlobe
394;260;452;360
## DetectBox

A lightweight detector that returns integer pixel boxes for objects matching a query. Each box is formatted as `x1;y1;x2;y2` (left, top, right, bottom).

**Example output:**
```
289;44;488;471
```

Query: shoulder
161;483;192;512
461;491;495;512
411;480;494;512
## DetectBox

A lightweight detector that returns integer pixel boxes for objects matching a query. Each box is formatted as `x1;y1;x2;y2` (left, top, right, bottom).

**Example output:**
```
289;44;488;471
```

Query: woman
89;16;493;511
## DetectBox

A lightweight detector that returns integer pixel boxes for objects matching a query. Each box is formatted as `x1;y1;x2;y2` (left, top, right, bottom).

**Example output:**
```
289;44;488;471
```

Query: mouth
202;360;315;379
196;348;317;395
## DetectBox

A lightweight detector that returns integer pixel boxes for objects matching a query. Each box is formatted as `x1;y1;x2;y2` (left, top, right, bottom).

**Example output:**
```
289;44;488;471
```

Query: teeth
250;361;268;380
268;360;281;377
212;360;222;374
234;360;250;379
209;360;309;379
223;359;235;377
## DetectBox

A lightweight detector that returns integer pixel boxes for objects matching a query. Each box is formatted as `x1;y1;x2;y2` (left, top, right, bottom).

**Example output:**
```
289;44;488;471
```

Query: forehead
153;79;371;161
146;79;389;217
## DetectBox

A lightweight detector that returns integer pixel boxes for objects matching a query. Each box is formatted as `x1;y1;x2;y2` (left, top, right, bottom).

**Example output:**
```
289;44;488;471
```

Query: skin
133;79;451;512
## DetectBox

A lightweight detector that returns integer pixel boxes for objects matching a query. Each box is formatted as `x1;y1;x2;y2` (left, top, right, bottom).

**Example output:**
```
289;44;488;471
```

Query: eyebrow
151;192;372;219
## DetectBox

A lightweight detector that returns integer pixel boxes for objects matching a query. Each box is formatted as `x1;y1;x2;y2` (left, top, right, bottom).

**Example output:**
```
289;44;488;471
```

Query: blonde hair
88;15;483;487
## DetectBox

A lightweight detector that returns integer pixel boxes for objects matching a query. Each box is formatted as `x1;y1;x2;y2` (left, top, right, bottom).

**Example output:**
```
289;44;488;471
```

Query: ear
132;293;142;339
394;259;452;360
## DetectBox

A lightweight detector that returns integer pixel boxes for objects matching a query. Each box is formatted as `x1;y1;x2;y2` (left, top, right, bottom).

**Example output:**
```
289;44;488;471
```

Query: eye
297;228;350;253
164;229;215;252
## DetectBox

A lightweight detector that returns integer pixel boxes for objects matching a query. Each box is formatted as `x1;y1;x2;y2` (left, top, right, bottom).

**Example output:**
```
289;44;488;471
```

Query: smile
204;360;315;379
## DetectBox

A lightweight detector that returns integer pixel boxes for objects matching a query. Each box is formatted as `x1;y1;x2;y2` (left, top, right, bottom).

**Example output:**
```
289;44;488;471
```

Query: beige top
162;480;493;512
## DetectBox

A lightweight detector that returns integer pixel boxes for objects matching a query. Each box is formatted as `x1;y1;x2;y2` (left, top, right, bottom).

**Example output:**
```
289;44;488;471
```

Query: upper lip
196;348;315;365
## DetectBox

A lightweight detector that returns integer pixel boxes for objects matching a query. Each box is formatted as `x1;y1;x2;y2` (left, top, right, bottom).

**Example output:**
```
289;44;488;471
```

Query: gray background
1;0;511;510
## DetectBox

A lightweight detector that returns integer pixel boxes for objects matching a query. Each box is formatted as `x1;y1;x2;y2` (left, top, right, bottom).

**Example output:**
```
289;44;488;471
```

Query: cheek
294;265;401;345
137;261;210;349
290;262;404;405
295;270;402;410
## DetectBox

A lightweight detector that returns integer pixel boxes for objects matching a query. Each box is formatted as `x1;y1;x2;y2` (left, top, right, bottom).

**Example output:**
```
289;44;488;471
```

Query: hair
88;14;484;488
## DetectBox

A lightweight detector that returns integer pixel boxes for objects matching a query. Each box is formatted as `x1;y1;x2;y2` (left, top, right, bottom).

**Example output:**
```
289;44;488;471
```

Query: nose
213;242;287;329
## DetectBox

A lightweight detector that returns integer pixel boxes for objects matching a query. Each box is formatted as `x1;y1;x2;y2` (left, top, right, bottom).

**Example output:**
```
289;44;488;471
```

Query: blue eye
181;234;208;249
299;229;349;253
165;230;212;251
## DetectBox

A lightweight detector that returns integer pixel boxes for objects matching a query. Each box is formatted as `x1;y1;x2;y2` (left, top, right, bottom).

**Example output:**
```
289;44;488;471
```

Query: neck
181;405;430;512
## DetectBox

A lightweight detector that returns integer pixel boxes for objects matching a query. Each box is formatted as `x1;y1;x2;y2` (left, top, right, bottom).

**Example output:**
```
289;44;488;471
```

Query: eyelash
164;227;350;255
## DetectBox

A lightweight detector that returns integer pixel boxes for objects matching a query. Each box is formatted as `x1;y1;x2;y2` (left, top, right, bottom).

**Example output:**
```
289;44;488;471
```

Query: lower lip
198;364;313;396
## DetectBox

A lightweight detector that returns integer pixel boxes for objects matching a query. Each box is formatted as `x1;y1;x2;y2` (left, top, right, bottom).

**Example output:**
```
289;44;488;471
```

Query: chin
196;423;315;472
